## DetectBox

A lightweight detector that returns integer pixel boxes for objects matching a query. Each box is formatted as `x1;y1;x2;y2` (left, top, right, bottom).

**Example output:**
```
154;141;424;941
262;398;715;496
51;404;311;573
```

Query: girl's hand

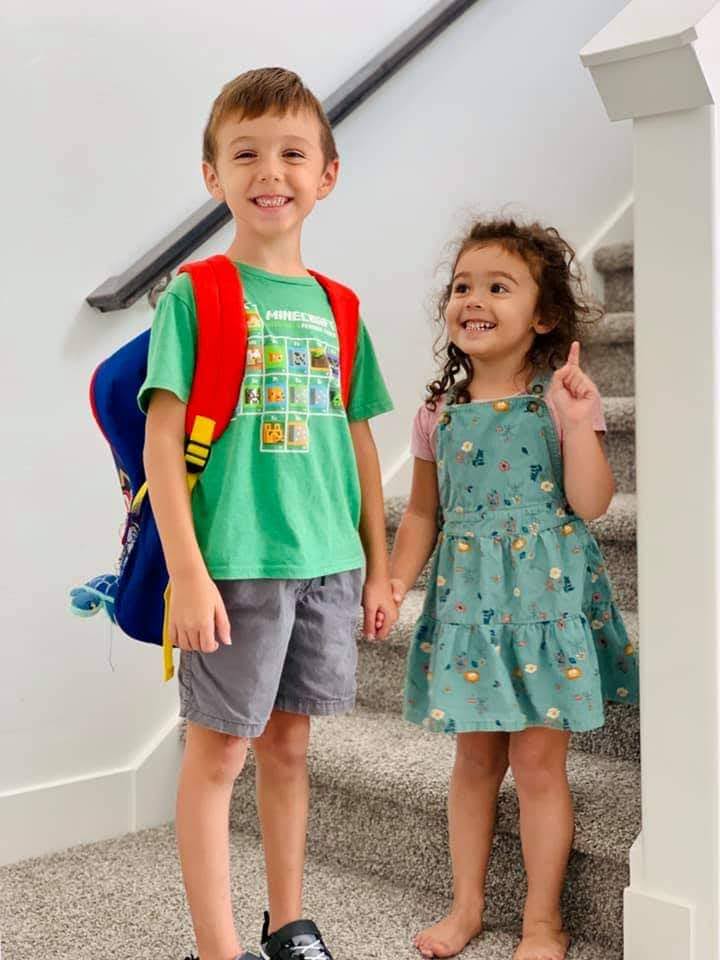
390;577;408;607
362;576;399;643
169;571;231;653
550;341;600;430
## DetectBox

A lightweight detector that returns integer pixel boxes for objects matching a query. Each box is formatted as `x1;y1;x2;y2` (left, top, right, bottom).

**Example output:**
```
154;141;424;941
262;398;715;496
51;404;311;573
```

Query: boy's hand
550;341;601;431
169;571;232;653
362;576;399;643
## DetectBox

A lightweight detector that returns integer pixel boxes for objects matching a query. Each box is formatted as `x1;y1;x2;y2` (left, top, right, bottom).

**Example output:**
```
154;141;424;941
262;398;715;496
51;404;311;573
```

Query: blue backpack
71;254;360;680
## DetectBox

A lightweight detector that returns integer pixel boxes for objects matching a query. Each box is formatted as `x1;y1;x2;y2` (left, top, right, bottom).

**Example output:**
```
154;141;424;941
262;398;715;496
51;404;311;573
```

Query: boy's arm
144;389;230;652
349;419;398;641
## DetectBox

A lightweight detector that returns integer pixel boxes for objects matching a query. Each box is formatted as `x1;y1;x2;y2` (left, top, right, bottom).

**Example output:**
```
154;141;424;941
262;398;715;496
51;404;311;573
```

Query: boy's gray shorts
178;568;363;738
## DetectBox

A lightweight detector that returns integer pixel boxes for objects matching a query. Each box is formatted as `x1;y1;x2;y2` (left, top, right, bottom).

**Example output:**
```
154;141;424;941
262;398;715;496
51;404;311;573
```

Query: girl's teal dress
404;378;639;734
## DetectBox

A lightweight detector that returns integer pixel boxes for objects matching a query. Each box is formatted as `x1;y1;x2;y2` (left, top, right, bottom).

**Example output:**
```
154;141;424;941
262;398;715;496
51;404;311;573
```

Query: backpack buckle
185;415;215;474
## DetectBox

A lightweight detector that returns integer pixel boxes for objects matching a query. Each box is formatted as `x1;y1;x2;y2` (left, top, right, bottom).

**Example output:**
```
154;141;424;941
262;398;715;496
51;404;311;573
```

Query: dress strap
527;372;552;397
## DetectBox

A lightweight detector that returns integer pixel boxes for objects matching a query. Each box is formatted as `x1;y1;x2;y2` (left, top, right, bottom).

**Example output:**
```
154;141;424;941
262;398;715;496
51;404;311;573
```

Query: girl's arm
389;457;441;602
562;426;614;520
551;341;615;521
349;419;399;641
144;389;231;652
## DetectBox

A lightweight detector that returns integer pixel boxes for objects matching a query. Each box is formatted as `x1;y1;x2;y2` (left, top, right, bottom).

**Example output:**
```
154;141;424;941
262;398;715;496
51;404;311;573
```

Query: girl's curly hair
426;217;603;409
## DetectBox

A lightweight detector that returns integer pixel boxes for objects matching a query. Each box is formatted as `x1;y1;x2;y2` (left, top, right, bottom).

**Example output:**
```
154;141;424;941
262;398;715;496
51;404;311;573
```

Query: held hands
169;571;231;653
362;576;400;643
390;578;408;607
550;341;601;431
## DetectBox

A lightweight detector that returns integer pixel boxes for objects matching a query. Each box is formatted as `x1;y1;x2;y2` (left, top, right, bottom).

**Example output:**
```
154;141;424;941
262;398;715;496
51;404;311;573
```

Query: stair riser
584;342;634;398
598;540;637;610
231;781;626;952
355;641;640;762
605;429;635;493
602;269;634;314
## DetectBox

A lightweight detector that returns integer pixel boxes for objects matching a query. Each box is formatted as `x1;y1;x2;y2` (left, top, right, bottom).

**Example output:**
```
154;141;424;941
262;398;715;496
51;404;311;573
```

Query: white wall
1;0;631;855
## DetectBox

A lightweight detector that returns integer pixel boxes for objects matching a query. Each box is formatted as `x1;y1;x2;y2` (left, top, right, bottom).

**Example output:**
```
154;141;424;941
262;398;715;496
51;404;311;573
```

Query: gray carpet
0;825;621;960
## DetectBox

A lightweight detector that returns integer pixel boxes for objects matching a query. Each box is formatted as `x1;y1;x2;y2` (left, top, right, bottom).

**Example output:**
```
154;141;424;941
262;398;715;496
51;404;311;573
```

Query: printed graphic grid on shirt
235;303;345;454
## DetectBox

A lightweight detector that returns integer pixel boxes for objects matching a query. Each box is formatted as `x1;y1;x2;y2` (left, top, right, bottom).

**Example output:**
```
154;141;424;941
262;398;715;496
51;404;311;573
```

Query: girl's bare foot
513;921;570;960
413;903;484;958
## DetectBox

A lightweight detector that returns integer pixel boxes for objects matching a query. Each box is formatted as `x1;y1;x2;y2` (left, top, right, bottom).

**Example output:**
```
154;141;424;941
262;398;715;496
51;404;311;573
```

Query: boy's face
203;109;339;240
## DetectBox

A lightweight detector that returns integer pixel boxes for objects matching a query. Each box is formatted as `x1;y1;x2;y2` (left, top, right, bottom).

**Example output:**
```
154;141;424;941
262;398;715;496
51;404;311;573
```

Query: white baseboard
0;713;183;867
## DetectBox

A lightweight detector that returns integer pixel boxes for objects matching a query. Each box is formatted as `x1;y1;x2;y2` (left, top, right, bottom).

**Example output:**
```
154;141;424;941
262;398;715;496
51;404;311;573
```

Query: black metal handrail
87;0;478;312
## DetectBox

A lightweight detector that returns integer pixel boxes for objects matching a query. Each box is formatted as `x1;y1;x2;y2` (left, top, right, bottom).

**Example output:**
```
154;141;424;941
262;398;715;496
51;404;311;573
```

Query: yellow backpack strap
185;414;215;473
162;582;174;681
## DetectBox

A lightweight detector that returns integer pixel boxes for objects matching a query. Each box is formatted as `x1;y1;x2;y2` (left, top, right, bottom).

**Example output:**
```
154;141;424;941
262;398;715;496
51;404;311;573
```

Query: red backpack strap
309;270;360;410
178;255;247;471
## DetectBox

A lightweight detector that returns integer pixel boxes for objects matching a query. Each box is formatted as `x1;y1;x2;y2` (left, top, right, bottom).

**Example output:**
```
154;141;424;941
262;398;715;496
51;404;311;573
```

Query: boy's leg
256;569;362;943
175;580;300;960
253;709;311;932
415;731;510;959
509;727;573;960
176;721;250;960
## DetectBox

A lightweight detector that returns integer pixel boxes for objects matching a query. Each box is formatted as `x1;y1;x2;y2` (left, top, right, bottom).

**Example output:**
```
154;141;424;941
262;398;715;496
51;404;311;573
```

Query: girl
389;218;639;960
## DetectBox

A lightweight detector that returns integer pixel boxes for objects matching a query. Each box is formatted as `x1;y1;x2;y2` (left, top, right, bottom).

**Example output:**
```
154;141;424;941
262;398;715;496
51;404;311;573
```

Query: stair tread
585;311;634;344
0;808;621;959
589;492;636;541
297;709;640;863
593;243;633;274
603;395;635;429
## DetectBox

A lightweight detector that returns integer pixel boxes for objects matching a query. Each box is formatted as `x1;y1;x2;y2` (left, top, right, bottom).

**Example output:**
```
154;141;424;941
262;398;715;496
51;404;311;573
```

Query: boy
139;68;398;960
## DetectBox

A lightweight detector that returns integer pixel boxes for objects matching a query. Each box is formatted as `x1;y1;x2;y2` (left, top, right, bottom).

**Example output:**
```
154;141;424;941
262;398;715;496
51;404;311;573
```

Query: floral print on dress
403;378;639;734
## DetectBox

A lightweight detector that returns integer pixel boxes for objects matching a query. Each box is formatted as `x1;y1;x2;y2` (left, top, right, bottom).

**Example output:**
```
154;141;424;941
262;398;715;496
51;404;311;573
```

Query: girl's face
446;244;545;364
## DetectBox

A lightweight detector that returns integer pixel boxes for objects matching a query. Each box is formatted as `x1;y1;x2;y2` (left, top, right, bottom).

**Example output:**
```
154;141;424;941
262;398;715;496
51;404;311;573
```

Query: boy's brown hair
202;67;338;169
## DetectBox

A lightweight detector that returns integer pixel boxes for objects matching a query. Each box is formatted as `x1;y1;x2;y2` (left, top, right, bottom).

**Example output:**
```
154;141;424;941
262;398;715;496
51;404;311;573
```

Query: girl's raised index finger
567;340;581;366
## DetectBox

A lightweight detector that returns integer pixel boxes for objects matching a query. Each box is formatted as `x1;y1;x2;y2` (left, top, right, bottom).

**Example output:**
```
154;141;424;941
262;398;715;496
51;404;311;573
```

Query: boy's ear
317;157;340;201
202;161;225;202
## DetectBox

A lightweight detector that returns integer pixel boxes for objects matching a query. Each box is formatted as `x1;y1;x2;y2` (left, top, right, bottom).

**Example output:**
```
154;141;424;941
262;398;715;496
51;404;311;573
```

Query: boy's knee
254;712;310;770
185;723;250;785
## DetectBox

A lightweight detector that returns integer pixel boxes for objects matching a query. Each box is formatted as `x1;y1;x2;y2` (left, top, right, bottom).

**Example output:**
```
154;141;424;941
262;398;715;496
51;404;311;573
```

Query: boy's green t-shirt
138;262;393;580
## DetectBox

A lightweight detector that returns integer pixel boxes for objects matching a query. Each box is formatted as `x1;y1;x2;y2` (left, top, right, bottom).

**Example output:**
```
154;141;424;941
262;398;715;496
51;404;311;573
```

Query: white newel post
581;3;720;959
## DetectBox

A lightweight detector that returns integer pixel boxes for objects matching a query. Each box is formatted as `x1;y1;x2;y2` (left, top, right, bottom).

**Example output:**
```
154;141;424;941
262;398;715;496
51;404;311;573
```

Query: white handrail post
581;3;720;959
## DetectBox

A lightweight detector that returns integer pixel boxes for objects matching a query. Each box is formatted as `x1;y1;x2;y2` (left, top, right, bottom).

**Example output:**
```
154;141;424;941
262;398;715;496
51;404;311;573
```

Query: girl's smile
462;319;497;334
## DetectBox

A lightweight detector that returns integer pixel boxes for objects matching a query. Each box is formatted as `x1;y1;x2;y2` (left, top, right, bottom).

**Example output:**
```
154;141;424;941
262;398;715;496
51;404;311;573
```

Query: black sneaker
260;911;334;959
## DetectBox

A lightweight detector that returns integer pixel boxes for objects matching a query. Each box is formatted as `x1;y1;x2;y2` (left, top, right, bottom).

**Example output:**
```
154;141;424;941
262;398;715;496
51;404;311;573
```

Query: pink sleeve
546;390;606;446
411;402;441;461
